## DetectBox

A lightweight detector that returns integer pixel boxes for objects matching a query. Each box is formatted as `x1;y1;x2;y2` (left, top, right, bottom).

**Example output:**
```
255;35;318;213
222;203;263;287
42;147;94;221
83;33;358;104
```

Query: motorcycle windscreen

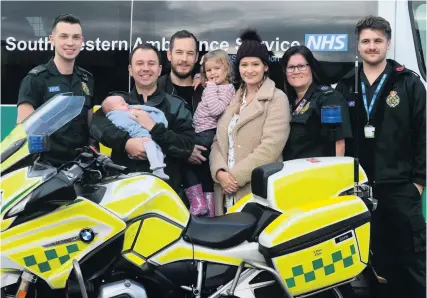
1;93;85;172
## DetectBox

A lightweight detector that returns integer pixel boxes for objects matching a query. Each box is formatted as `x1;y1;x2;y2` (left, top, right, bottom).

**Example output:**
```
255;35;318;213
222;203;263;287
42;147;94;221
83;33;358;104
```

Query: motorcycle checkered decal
23;244;80;273
284;244;357;288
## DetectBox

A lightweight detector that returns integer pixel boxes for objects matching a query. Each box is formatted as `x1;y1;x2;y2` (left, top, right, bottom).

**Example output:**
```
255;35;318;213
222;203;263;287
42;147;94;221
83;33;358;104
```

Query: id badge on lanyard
364;125;375;138
361;73;387;139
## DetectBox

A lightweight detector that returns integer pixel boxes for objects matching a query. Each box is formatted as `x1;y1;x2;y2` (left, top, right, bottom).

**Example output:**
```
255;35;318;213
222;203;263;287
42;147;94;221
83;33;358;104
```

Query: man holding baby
90;43;195;193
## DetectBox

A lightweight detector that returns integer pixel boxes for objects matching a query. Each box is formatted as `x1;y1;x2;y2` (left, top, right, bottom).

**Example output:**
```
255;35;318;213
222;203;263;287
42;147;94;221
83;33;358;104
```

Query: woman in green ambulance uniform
282;46;356;298
281;46;353;161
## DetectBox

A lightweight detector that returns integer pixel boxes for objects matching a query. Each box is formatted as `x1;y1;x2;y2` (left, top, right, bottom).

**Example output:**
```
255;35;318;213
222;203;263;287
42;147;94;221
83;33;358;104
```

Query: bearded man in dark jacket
90;44;195;193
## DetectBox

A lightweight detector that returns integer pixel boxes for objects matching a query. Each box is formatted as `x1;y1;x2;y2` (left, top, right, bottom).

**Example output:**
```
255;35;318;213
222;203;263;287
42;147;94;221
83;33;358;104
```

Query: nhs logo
48;86;60;92
305;34;348;51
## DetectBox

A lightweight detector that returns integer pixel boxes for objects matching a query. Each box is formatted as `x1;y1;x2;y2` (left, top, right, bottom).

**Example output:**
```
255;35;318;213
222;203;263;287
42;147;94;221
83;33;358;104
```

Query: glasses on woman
286;63;310;73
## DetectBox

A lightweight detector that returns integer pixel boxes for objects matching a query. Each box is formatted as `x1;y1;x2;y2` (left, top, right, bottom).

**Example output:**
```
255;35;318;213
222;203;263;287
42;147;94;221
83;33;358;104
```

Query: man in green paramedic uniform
17;14;95;166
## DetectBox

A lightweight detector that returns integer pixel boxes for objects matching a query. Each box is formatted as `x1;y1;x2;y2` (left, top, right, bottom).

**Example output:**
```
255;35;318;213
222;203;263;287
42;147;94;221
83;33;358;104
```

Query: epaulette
76;66;93;77
408;69;420;78
396;65;420;78
76;66;93;83
318;85;333;94
28;65;47;76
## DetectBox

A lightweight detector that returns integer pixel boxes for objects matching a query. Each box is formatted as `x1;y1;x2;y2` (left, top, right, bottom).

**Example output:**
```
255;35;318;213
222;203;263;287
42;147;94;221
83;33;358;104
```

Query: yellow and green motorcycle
1;93;379;298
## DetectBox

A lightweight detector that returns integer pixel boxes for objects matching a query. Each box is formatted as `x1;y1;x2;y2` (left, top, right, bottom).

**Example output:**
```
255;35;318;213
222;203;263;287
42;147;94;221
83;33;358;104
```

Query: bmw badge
79;228;95;243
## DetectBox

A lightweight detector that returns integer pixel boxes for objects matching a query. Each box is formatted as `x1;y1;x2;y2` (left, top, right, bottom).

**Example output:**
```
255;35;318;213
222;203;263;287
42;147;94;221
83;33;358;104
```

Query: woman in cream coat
210;29;291;215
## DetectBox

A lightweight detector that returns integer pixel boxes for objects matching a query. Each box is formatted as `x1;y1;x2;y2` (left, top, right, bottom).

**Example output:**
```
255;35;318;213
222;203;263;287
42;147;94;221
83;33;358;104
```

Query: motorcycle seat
183;212;257;249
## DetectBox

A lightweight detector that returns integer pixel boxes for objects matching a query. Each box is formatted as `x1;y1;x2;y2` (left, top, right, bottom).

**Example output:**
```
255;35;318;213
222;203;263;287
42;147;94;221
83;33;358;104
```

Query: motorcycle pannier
258;195;370;296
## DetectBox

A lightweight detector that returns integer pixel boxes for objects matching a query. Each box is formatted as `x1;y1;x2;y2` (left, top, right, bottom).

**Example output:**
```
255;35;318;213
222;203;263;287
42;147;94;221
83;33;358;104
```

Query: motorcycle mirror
27;135;50;154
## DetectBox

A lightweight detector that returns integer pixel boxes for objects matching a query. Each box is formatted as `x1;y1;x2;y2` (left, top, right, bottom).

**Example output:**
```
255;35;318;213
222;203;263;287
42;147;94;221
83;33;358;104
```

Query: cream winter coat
209;77;291;215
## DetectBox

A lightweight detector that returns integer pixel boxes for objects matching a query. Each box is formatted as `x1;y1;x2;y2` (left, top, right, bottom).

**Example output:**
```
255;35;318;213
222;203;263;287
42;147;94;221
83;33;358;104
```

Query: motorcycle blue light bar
28;135;45;153
321;105;342;124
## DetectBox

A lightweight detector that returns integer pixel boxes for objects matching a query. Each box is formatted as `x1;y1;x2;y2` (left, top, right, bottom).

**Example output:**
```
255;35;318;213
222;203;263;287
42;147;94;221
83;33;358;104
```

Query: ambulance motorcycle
1;93;380;298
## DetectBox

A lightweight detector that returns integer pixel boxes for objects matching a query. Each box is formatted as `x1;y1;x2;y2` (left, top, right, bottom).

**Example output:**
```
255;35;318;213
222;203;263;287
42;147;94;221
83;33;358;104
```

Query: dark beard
171;65;192;79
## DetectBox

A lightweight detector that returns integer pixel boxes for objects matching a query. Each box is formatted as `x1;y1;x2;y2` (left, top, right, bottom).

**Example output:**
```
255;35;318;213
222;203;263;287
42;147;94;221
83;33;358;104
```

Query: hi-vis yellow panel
1;217;16;232
105;192;150;217
112;176;150;195
267;196;367;246
123;252;146;267
123;220;141;251
273;162;367;211
355;223;370;264
100;144;112;156
133;217;182;258
2;198;126;289
8;241;88;284
0;124;31;172
127;192;189;227
227;193;252;213
1;124;27;151
273;235;366;296
103;175;189;227
263;209;300;235
1;167;42;218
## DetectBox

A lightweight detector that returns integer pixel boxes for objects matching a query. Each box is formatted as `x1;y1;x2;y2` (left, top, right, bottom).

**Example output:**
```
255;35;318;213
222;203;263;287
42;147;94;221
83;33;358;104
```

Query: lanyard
361;73;387;121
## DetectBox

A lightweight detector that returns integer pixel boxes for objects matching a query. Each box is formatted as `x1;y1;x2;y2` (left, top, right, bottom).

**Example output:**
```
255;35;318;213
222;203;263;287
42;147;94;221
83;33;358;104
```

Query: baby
101;95;169;180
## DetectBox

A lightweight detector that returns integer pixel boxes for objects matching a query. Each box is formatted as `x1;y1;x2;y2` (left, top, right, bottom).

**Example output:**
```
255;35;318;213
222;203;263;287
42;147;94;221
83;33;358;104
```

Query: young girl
185;49;236;217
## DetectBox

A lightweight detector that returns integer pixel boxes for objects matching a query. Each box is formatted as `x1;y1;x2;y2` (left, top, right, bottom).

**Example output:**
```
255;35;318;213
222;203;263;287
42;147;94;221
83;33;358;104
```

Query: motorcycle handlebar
103;161;129;175
87;153;129;175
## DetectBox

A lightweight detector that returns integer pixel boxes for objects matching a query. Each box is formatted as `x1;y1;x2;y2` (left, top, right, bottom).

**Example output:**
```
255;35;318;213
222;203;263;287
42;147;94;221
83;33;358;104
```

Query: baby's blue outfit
106;105;169;179
106;105;168;138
